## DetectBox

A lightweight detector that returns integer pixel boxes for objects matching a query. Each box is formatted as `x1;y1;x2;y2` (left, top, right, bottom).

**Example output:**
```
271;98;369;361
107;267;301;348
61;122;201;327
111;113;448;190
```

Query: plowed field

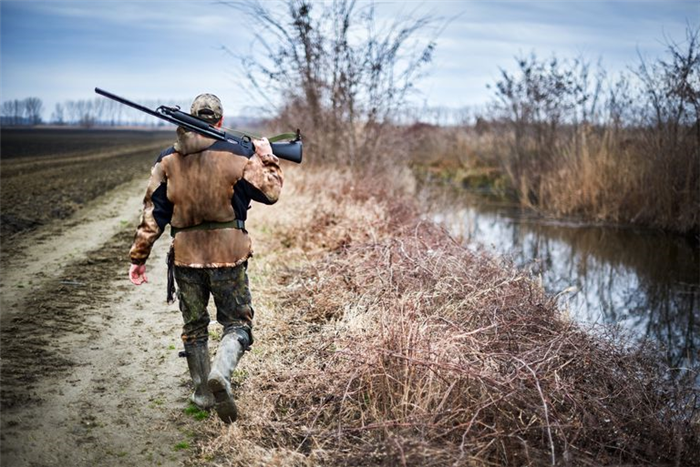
0;129;201;466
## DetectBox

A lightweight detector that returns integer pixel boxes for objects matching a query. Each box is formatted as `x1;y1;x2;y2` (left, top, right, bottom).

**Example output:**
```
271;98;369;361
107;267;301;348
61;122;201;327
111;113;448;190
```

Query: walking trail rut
1;178;202;466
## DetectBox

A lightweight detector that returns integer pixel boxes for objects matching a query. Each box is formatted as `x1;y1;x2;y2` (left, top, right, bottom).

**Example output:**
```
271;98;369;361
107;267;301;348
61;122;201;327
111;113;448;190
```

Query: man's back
130;127;283;268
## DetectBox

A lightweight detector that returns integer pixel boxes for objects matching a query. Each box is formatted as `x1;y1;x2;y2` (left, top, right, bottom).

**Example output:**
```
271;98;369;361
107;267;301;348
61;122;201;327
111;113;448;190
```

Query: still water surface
423;187;700;370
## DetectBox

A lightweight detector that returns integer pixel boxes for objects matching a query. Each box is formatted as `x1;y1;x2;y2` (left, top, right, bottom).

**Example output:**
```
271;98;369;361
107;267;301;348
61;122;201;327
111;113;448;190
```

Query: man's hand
253;137;280;169
253;137;280;166
253;137;273;157
129;263;148;285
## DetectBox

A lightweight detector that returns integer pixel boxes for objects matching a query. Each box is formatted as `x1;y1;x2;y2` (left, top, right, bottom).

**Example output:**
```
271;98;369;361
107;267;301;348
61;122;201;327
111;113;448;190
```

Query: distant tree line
1;97;191;127
1;98;44;125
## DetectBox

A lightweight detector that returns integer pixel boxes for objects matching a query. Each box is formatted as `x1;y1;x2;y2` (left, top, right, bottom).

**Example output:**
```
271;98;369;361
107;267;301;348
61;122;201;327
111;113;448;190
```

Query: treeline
0;97;190;127
1;98;44;125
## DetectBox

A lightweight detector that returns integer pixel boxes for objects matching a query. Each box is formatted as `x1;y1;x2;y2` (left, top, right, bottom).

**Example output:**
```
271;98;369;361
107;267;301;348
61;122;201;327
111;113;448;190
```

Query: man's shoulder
207;140;254;159
153;140;253;165
155;146;176;164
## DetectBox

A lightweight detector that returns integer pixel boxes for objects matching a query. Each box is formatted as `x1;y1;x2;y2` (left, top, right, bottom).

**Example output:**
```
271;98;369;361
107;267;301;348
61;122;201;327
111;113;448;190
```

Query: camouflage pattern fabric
129;128;283;268
175;263;254;345
190;93;223;124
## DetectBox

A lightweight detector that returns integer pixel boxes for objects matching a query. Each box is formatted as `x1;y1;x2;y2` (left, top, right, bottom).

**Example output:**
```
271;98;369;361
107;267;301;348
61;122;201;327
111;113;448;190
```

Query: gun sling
170;220;245;238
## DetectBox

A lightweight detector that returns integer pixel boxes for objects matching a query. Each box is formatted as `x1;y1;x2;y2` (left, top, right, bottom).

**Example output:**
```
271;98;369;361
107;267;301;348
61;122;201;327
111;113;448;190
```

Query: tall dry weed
415;121;699;233
194;168;699;467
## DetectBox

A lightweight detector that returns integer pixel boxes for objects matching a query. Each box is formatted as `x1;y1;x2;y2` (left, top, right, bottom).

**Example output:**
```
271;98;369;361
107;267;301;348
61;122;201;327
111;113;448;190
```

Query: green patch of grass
184;403;210;421
208;328;222;341
168;344;176;350
173;441;190;451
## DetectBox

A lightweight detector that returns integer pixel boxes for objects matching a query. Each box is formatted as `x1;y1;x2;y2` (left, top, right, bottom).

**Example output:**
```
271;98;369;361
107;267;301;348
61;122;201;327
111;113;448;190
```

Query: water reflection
423;187;700;369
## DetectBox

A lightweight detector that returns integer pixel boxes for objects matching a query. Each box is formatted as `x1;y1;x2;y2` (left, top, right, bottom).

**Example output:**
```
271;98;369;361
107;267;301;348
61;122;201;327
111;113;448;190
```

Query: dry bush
480;29;700;233
226;0;442;170
194;168;699;466
537;126;646;223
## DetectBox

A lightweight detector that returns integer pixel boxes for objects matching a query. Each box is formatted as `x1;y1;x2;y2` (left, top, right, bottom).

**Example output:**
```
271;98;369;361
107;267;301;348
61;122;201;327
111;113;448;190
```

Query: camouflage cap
190;93;223;124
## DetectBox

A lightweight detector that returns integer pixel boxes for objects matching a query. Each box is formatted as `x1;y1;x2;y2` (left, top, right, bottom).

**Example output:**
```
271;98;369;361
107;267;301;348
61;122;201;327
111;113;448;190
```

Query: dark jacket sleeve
129;150;174;265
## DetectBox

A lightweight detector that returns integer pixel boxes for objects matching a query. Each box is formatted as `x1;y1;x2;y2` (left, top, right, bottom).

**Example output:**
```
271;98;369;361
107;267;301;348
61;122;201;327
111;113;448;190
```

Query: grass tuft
184;404;210;421
174;441;190;451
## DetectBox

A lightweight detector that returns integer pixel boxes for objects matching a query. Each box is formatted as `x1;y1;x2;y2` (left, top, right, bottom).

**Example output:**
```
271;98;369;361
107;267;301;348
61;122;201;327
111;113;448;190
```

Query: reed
412;29;700;234
411;120;699;234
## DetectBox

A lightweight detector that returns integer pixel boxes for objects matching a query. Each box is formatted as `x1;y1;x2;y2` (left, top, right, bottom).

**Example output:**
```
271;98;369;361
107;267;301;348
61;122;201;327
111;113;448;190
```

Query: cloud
15;1;243;36
2;0;697;119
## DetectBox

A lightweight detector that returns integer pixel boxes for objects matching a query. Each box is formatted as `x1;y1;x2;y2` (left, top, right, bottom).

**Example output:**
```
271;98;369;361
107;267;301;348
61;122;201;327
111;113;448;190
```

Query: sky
1;0;698;121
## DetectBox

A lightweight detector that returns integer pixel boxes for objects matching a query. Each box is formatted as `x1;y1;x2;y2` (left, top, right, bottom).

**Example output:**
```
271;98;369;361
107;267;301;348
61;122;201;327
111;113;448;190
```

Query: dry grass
410;124;699;234
190;167;699;467
537;126;699;232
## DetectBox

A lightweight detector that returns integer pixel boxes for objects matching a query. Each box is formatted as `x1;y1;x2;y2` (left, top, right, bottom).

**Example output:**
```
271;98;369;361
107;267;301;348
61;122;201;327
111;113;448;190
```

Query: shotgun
94;87;302;163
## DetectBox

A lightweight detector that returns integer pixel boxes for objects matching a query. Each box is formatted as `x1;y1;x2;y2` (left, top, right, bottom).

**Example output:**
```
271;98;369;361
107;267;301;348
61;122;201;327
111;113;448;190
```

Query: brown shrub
195;168;699;466
277;233;698;465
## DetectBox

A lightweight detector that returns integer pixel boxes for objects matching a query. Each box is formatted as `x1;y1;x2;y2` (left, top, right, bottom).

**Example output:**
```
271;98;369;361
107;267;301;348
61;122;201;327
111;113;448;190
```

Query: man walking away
128;93;283;423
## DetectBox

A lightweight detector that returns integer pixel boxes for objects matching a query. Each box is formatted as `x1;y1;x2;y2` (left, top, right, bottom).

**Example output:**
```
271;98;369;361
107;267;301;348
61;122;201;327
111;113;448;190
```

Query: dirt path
0;180;199;466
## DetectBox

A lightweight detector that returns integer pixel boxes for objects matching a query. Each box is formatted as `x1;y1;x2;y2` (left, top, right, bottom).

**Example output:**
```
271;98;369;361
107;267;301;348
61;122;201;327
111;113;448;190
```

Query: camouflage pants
174;263;254;345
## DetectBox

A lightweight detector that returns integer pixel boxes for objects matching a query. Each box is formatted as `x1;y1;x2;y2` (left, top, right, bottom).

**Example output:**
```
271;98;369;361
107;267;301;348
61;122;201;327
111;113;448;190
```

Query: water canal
421;185;700;371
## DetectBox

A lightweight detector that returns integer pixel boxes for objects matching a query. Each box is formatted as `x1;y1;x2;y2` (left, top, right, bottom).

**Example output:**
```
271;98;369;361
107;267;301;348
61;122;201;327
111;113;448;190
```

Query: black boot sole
208;378;238;423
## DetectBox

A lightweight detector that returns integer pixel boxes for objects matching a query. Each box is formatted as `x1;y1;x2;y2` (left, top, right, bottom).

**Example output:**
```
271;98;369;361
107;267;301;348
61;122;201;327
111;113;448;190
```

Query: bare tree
636;26;700;154
223;0;443;167
51;103;65;125
1;100;16;125
24;97;44;125
633;26;700;228
490;54;605;203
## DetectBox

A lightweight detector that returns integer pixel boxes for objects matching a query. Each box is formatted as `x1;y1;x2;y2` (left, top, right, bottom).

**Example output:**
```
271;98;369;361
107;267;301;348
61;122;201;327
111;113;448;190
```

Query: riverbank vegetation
192;166;699;466
180;3;700;465
412;28;700;235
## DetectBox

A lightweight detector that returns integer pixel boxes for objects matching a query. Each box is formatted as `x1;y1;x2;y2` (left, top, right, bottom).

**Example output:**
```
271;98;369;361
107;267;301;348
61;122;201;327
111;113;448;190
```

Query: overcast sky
1;0;697;120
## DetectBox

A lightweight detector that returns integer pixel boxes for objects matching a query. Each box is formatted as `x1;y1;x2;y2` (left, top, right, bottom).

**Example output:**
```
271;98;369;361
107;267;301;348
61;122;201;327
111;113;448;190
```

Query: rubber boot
207;330;248;423
184;340;215;409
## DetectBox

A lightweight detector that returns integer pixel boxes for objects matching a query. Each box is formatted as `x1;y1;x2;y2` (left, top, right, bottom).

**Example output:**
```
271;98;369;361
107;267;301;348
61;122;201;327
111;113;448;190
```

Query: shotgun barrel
94;87;302;163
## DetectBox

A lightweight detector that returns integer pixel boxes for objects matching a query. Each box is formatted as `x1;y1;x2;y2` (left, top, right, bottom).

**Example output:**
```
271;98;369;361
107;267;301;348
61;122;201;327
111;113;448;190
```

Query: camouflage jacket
129;128;283;267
